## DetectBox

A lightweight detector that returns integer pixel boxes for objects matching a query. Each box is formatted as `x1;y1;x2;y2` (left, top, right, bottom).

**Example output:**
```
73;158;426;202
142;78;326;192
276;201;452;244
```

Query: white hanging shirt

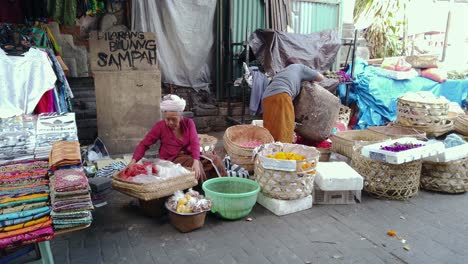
0;48;57;118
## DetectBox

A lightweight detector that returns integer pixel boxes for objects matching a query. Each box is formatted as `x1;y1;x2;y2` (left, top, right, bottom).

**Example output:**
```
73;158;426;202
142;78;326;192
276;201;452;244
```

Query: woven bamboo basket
454;115;468;136
396;97;449;127
254;157;318;200
394;120;454;137
198;134;218;153
331;130;390;158
421;157;468;193
367;126;426;140
111;171;197;201
352;148;422;200
338;105;351;126
223;125;274;157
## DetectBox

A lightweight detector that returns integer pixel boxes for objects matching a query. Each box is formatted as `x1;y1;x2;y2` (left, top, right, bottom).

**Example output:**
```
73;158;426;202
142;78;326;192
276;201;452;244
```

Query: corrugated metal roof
291;0;342;34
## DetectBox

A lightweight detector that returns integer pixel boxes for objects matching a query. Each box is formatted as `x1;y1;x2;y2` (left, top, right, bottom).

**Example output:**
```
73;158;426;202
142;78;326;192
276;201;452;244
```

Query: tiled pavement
47;189;468;264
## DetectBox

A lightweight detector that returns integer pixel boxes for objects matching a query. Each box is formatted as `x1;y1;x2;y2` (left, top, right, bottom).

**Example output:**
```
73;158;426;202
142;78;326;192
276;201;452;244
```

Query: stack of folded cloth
35;113;78;160
0;160;54;250
49;141;81;169
88;177;113;207
0;115;37;165
49;141;93;230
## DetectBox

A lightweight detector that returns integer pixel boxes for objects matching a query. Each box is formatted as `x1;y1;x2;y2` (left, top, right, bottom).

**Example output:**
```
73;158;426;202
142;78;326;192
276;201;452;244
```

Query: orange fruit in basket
301;163;309;170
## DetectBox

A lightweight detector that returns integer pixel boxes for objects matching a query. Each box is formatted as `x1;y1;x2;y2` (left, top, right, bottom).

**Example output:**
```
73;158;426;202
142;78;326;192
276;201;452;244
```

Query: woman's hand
128;159;136;167
192;160;204;182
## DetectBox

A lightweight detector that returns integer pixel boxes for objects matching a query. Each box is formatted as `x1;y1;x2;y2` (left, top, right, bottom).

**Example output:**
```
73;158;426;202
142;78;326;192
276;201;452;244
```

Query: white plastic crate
361;137;445;164
313;186;361;205
257;192;312;216
424;143;468;162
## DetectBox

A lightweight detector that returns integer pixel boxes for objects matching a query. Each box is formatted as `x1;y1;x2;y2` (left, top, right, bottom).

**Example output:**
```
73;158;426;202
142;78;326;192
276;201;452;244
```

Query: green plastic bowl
202;177;260;220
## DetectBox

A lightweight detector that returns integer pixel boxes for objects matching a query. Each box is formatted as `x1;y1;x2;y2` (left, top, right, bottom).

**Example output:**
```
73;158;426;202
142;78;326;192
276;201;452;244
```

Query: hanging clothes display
48;0;77;26
0;48;57;118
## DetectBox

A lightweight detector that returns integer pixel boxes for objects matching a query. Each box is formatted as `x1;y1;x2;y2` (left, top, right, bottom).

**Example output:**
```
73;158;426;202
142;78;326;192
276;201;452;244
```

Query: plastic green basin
202;177;260;220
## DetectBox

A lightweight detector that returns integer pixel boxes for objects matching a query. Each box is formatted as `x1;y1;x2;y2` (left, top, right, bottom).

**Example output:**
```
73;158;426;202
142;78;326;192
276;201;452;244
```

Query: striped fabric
223;156;250;179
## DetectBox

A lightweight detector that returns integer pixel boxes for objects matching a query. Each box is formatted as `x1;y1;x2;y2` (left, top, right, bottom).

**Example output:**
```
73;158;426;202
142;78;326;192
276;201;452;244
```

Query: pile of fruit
266;151;305;161
167;189;211;214
380;142;424;152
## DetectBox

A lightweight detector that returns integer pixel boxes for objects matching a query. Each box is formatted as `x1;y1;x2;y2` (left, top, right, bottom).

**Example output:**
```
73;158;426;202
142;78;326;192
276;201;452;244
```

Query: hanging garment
0;48;57;118
248;67;270;115
48;0;77;26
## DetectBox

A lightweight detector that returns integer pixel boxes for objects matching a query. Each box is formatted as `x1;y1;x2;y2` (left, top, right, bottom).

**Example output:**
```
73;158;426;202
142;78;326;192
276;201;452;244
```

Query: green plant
354;0;409;58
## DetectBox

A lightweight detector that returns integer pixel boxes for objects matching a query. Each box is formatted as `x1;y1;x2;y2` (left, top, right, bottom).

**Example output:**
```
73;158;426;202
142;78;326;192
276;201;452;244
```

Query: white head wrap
160;94;186;112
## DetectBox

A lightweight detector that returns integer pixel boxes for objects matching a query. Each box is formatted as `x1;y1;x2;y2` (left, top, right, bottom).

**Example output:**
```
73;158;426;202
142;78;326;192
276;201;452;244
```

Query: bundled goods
0;115;37;165
166;189;212;214
0;160;54;249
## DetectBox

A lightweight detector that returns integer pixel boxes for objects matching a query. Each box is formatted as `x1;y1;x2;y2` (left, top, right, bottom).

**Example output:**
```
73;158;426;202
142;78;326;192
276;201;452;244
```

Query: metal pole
441;9;451;62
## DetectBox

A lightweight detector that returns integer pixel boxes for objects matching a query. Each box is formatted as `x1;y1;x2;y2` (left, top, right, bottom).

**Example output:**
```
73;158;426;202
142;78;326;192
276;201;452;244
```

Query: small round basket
421;157;468;194
454;115;468;136
165;202;208;233
352;148;422;200
223;125;274;157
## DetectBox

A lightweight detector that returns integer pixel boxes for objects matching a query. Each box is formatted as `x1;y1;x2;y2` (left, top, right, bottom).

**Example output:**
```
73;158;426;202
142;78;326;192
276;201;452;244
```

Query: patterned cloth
223;155;250;178
96;161;127;177
0;196;49;209
0;219;52;239
0;206;50;221
0;207;50;227
54;168;88;192
49;141;81;168
0;201;48;214
0;216;50;232
0;226;54;248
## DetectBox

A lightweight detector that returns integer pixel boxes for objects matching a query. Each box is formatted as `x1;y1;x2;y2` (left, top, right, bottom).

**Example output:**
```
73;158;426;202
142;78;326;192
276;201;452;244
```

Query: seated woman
129;94;224;185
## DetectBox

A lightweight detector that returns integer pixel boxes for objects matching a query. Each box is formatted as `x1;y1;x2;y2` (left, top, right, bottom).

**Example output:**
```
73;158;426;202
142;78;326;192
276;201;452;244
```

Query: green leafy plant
354;0;409;58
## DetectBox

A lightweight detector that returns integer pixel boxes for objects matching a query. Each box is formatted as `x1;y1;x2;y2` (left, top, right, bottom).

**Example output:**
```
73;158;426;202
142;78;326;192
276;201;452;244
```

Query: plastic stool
28;241;54;264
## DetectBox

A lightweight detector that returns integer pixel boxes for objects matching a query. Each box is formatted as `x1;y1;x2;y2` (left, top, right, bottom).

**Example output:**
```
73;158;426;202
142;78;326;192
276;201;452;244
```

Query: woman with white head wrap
129;94;204;180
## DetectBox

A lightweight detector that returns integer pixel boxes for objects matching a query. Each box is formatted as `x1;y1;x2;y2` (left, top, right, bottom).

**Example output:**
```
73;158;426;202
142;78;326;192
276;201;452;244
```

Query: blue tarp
338;60;468;129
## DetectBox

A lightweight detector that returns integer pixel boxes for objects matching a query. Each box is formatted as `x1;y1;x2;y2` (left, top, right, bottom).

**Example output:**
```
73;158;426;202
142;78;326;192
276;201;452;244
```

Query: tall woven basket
223;125;274;172
253;144;319;200
352;148;422;200
421;157;468;193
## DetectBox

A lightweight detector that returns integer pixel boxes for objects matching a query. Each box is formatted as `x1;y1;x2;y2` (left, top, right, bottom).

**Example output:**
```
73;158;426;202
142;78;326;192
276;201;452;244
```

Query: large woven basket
111;171;197;201
396;97;449;127
454;115;468;136
352;149;422;200
421;157;468;193
367;126;426;140
331;130;390;158
253;144;319;200
223;125;274;157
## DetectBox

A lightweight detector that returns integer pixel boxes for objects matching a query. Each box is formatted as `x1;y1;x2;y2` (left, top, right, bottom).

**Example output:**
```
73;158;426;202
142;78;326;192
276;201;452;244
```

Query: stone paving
46;189;468;264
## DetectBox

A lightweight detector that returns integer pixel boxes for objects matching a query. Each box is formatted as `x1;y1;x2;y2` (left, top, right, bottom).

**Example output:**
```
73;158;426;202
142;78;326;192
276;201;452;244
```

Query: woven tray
111;171;197;201
331;130;390;158
421;157;468;193
397;97;449;127
352;149;422;200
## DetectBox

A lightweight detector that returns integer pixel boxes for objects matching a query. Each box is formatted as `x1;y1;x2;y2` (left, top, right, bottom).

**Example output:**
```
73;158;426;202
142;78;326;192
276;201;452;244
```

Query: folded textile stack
0;115;37;165
0;160;54;250
49;141;81;169
49;142;93;231
88;177;112;207
35;113;78;160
